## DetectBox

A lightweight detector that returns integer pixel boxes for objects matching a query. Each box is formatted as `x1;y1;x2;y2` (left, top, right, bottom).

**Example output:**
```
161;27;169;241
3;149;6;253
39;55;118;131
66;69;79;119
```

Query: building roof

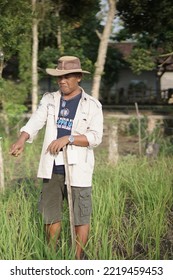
158;54;173;71
111;42;173;71
110;42;135;58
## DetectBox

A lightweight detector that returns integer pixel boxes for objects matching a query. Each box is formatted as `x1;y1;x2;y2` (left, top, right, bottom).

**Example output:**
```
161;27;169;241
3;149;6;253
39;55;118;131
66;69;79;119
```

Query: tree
38;0;100;70
100;46;126;103
0;0;32;88
0;0;32;133
32;0;39;112
117;0;173;70
0;0;102;114
117;0;173;49
0;0;32;60
0;0;100;113
92;0;116;100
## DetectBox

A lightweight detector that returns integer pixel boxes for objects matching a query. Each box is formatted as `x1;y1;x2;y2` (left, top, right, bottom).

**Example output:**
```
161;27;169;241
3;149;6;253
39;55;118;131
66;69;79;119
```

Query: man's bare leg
45;222;89;259
45;222;61;248
75;224;90;260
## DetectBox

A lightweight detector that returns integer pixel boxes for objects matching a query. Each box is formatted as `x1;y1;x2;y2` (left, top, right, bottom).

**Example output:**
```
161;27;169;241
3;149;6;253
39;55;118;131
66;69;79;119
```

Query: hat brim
46;68;90;76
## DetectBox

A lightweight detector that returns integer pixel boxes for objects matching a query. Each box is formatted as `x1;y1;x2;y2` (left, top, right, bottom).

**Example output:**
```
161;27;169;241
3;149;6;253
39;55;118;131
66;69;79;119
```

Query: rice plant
0;136;173;260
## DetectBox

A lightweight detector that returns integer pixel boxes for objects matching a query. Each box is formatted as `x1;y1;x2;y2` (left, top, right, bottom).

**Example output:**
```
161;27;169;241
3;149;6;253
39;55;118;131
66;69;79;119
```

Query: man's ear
77;73;82;82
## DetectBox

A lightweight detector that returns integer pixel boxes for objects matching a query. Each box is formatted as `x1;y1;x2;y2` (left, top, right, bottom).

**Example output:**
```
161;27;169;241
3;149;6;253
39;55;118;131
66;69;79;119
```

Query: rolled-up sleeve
84;104;103;148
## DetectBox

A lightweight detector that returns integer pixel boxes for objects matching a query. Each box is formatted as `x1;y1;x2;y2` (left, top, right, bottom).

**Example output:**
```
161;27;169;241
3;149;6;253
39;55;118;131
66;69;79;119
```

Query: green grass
91;155;173;259
0;134;173;260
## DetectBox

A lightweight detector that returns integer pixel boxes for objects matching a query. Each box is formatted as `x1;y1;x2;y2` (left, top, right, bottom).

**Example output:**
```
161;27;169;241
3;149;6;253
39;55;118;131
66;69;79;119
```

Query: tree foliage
117;0;173;73
102;47;126;87
117;0;173;50
38;0;100;74
0;0;32;59
100;46;127;102
127;48;156;75
57;0;99;23
0;0;100;75
0;0;101;133
0;79;28;132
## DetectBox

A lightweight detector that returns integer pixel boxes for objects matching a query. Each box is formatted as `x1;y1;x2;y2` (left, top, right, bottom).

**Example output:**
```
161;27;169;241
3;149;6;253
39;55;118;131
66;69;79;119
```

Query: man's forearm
19;131;30;143
72;135;89;147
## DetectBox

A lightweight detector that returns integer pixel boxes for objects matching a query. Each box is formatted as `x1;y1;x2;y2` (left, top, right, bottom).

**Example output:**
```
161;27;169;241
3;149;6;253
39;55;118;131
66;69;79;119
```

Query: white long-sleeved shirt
20;88;103;187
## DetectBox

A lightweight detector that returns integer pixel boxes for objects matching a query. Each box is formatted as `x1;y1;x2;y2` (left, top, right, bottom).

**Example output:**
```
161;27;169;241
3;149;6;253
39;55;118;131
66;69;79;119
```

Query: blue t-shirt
53;93;82;174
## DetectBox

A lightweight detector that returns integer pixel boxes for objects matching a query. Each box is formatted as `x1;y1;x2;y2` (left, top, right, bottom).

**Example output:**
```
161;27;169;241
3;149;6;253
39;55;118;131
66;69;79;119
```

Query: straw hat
46;56;90;76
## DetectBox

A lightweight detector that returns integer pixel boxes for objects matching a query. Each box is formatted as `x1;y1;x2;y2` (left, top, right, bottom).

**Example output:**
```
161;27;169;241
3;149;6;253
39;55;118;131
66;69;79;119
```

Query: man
10;56;103;259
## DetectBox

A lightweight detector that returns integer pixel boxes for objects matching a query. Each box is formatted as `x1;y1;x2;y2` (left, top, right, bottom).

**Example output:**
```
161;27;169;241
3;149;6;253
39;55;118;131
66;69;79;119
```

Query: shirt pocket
47;104;55;116
74;118;90;134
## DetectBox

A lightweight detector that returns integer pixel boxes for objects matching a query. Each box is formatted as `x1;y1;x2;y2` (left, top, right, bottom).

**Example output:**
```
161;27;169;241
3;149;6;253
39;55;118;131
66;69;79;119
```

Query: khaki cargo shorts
38;173;92;226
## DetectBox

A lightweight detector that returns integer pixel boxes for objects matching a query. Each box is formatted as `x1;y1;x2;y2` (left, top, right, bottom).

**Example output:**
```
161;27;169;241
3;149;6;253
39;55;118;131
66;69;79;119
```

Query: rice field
0;133;173;260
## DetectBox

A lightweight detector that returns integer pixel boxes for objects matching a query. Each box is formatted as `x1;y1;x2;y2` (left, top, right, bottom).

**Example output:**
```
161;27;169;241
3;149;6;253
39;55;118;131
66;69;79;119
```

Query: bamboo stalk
63;146;76;248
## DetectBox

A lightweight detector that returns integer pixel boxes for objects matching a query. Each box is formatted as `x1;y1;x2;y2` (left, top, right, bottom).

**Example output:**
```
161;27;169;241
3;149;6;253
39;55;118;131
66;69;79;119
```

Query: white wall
113;68;156;92
161;72;173;91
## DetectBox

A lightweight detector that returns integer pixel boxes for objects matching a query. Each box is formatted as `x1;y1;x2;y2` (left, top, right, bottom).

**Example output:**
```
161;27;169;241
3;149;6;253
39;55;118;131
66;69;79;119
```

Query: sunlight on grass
0;137;173;259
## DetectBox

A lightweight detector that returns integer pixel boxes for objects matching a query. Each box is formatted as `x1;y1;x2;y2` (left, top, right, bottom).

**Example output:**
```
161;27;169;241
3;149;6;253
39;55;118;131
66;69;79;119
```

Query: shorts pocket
79;189;92;217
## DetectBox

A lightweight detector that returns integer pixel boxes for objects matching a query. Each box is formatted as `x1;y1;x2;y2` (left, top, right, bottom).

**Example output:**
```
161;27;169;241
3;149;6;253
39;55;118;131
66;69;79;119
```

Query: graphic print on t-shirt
57;117;73;130
56;93;81;135
53;92;81;174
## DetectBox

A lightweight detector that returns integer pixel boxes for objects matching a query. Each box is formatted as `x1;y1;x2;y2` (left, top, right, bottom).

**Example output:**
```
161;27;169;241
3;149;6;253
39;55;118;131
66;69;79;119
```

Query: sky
98;0;124;35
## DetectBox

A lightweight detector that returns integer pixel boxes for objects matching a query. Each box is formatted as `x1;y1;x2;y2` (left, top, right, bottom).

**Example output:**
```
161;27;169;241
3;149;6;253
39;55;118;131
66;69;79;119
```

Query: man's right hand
9;131;29;157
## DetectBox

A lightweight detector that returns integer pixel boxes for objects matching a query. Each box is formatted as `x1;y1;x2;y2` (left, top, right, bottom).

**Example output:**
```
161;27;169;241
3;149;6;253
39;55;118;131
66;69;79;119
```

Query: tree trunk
57;25;62;50
32;0;39;113
91;0;116;100
55;9;62;51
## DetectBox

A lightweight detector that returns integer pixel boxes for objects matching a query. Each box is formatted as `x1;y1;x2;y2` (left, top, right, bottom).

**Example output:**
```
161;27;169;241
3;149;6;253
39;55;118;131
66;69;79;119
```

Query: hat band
57;60;81;71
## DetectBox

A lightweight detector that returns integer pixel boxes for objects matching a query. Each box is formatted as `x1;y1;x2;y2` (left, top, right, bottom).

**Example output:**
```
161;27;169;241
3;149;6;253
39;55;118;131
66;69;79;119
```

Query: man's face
57;73;82;95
